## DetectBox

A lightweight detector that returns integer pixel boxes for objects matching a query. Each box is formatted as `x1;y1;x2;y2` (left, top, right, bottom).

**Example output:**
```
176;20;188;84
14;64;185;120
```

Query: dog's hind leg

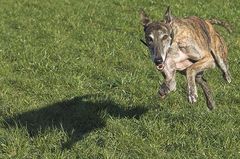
196;72;215;110
211;34;231;83
211;51;231;83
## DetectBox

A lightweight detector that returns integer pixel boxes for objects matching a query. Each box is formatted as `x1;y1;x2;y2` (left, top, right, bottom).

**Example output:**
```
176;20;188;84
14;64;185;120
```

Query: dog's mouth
156;64;164;71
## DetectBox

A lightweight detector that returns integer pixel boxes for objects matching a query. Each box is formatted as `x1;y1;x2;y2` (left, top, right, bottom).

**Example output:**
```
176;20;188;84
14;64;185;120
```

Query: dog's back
172;16;231;82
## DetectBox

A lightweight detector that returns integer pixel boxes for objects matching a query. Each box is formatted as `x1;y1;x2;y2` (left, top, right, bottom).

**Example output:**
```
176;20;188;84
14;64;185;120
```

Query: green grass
0;0;240;158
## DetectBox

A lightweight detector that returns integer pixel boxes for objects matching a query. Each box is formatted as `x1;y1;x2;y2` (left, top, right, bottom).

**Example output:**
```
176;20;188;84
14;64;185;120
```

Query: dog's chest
168;49;193;70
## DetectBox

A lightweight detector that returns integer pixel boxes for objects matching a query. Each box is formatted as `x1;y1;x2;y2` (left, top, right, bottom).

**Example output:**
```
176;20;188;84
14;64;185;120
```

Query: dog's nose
154;57;163;65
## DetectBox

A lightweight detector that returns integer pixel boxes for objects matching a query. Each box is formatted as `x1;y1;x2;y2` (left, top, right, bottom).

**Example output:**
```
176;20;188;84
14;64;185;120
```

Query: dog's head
140;7;173;71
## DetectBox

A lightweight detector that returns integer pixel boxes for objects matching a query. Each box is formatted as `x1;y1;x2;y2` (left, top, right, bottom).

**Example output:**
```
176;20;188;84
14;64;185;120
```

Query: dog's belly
176;60;193;70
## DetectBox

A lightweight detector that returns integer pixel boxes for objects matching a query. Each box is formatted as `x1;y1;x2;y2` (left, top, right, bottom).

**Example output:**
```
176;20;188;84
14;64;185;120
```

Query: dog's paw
188;93;198;104
160;95;166;99
224;73;231;83
158;83;169;98
159;92;166;99
158;89;166;99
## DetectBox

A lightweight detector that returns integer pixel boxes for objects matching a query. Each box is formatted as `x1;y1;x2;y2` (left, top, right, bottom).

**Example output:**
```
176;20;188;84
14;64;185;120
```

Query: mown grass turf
0;0;240;158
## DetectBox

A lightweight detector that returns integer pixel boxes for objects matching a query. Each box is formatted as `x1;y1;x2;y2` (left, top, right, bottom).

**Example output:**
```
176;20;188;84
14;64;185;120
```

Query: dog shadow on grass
4;94;148;149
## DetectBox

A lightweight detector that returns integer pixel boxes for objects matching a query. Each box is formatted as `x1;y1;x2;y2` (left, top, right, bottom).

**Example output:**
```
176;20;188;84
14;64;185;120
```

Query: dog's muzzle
154;58;164;71
156;64;164;71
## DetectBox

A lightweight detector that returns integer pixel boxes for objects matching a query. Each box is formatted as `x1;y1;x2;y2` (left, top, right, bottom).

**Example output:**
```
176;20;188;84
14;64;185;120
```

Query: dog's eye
148;36;153;43
162;35;168;40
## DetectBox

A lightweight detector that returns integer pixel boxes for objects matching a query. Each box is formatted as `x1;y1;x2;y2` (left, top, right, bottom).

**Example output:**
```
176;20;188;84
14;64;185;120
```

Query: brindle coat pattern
140;7;231;110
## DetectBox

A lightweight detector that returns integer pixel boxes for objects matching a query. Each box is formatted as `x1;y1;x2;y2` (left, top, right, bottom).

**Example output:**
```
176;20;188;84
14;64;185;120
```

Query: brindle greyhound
140;7;231;110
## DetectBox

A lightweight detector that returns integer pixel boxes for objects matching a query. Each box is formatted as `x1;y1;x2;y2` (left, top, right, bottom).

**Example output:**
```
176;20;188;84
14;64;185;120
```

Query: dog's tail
208;19;232;33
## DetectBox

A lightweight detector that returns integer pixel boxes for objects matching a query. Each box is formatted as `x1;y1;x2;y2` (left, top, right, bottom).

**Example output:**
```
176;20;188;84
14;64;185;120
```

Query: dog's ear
140;9;151;28
164;6;173;24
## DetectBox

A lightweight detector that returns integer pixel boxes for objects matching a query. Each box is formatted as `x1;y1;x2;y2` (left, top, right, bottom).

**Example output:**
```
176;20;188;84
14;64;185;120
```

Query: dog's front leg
159;60;176;98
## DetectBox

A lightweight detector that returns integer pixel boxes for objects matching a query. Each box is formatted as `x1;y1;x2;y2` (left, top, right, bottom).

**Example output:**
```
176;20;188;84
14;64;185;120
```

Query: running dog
140;7;231;110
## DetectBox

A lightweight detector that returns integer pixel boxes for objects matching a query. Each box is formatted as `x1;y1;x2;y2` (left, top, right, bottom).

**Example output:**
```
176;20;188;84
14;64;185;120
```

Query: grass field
0;0;240;158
